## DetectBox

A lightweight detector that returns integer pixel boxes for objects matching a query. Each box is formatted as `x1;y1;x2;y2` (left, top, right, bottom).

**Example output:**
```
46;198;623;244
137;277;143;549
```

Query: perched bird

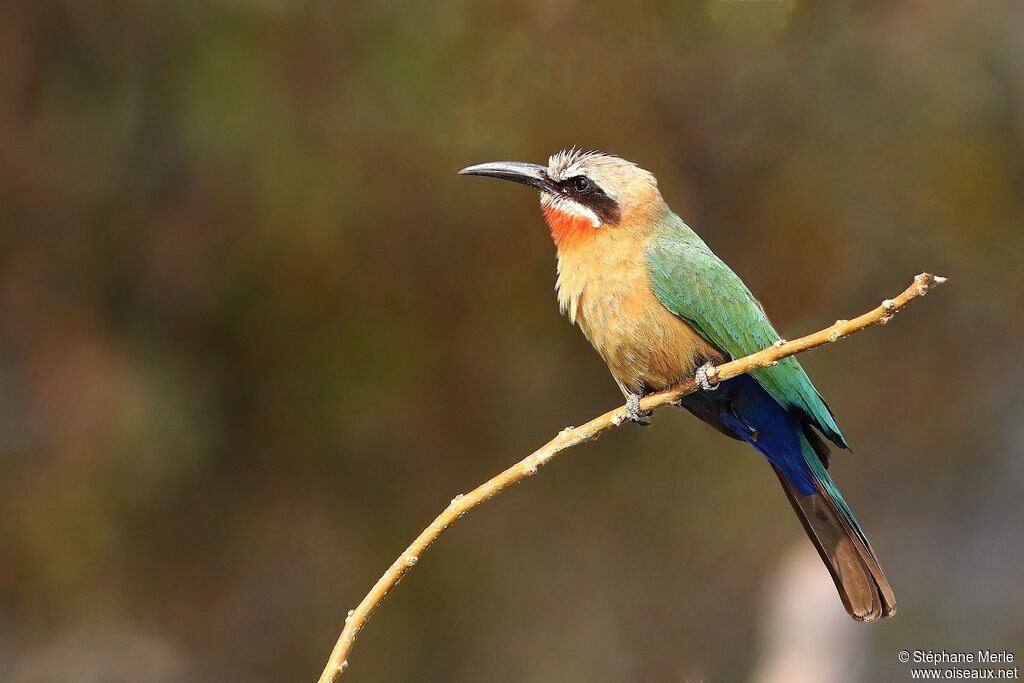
459;149;895;621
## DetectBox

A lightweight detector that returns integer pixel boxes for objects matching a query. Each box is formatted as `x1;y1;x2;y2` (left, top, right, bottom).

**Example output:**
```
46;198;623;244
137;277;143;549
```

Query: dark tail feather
771;463;897;621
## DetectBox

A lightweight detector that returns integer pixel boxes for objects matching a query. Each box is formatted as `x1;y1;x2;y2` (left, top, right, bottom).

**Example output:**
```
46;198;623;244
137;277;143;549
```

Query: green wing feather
645;215;847;449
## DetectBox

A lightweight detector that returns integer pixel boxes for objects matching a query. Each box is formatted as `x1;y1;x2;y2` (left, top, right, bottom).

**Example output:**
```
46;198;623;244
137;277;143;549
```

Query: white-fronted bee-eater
460;149;895;621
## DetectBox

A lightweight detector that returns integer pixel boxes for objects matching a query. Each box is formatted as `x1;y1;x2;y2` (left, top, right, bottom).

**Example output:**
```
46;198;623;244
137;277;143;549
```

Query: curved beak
458;161;554;192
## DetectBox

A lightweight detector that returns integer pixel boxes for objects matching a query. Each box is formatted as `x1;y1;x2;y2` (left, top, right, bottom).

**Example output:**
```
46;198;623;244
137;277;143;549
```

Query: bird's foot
695;362;719;392
624;393;653;426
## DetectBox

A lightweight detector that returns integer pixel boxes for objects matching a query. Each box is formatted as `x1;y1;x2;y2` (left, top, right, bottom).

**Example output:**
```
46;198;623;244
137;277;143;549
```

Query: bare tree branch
317;272;946;682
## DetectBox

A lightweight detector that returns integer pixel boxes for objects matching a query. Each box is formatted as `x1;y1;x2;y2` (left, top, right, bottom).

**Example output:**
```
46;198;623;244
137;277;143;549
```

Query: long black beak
458;161;554;192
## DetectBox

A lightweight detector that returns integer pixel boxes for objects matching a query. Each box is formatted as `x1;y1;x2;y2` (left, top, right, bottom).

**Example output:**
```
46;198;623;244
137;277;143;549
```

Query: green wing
646;220;847;449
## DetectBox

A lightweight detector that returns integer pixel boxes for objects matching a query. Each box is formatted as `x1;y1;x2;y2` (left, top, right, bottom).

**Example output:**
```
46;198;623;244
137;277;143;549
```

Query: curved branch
317;272;946;682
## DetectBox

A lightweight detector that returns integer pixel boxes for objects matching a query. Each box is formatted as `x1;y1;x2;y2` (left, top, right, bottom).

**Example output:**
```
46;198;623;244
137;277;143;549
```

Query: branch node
916;273;948;292
773;339;787;347
405;555;419;567
449;494;464;506
882;299;896;312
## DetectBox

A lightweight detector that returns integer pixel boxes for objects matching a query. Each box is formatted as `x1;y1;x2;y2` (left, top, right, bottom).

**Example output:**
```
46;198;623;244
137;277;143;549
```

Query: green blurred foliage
1;1;1022;681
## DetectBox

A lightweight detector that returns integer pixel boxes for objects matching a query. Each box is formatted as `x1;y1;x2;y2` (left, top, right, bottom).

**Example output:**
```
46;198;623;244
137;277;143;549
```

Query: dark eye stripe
558;175;621;225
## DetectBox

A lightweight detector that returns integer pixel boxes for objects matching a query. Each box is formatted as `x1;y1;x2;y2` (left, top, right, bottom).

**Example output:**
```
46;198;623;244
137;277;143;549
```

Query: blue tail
680;374;896;620
682;374;818;494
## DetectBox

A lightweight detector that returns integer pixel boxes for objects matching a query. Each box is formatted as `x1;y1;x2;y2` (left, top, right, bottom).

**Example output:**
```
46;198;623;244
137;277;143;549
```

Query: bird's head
459;149;664;249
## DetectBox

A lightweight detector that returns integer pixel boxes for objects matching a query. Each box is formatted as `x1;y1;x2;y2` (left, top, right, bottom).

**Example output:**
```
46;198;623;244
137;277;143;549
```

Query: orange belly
579;288;724;394
556;236;724;395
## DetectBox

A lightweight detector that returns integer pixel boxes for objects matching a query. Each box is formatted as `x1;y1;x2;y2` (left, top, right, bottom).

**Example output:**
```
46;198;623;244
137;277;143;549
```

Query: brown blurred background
1;1;1022;681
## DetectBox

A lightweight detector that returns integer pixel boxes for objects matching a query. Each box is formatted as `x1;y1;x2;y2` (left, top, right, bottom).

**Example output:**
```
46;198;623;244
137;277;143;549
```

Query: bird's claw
695;362;719;392
625;394;653;426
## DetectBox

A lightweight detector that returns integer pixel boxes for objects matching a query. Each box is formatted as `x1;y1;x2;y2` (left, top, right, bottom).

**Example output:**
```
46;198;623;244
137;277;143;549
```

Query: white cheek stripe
541;193;601;228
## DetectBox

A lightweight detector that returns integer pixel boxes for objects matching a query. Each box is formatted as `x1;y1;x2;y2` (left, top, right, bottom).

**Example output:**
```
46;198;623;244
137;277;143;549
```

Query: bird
458;149;895;621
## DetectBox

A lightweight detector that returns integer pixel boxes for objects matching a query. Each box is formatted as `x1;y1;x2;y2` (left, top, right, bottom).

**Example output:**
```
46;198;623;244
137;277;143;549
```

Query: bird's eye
572;176;591;193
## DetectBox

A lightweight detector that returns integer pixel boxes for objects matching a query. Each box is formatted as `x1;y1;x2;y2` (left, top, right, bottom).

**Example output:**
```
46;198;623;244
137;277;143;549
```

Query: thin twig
317;272;946;682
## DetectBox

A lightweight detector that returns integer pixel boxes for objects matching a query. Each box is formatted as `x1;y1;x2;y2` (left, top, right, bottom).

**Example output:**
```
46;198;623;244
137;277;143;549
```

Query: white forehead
545;148;653;205
546;148;610;182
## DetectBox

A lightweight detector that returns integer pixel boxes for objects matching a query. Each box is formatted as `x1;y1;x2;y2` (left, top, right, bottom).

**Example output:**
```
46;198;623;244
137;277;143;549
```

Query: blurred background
1;1;1022;681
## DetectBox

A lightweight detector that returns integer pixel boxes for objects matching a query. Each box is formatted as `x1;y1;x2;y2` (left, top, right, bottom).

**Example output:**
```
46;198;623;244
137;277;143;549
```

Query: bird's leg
624;393;653;426
695;362;719;392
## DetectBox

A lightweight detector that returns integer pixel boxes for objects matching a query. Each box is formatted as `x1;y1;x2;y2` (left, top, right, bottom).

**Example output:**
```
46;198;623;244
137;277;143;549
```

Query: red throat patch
542;204;598;249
